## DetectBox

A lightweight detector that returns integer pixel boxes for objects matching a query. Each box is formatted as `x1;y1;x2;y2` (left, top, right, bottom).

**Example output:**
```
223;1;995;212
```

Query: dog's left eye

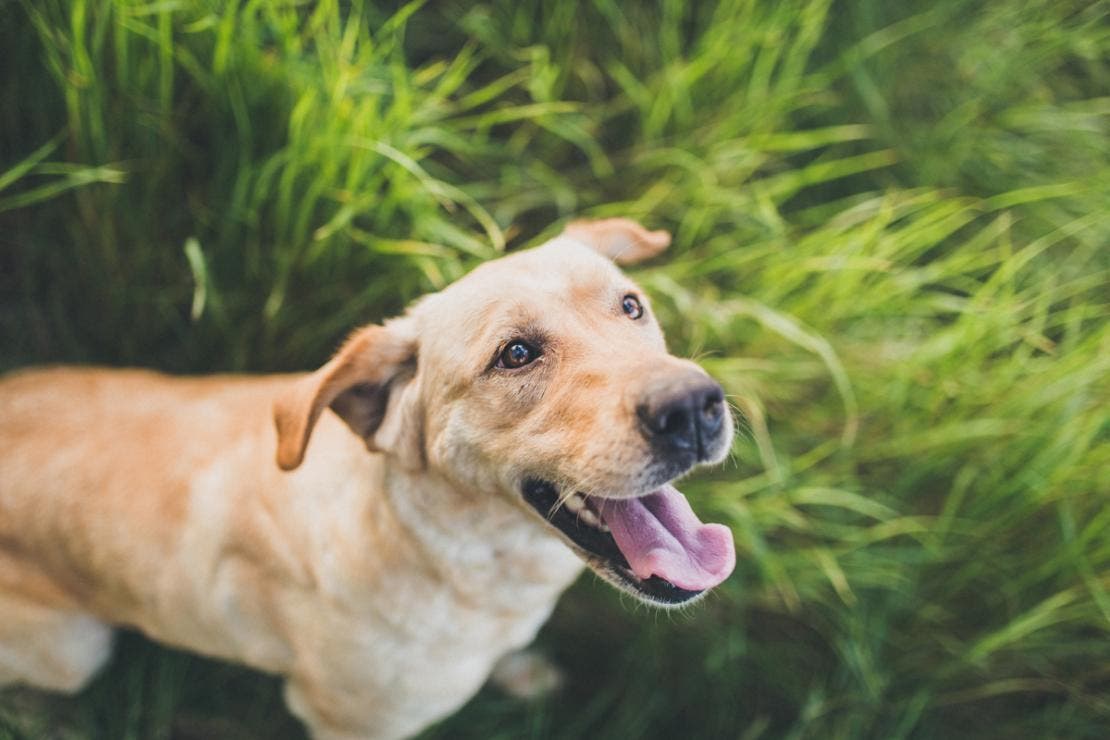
496;340;541;369
622;294;644;319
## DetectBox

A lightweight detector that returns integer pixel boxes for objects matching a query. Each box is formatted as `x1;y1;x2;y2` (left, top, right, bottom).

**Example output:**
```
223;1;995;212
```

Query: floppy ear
563;218;671;265
273;320;420;471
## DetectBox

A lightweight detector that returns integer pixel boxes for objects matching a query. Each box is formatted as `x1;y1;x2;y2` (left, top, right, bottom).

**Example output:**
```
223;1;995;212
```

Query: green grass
1;1;1108;738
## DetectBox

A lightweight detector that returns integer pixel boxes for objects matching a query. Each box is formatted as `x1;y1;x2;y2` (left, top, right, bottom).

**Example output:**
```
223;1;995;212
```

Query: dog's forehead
412;238;646;362
424;238;627;317
470;237;622;292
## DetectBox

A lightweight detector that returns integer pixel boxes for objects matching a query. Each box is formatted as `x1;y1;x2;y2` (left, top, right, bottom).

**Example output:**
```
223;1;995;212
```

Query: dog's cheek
424;406;505;493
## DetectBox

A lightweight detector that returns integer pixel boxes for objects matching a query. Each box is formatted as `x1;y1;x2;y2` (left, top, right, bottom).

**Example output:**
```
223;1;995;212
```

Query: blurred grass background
1;0;1108;738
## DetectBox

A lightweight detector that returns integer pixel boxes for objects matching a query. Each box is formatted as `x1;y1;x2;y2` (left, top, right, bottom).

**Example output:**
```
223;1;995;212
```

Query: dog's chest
283;516;582;734
274;475;583;707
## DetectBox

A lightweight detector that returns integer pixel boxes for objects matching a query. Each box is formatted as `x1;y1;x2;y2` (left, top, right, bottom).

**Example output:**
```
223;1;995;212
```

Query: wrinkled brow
456;299;549;371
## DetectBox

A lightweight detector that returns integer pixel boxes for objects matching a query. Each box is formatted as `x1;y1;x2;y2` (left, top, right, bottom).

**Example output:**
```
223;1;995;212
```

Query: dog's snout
637;377;726;460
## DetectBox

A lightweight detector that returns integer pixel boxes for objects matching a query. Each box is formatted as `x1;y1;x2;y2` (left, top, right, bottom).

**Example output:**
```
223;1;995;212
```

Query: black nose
637;378;726;460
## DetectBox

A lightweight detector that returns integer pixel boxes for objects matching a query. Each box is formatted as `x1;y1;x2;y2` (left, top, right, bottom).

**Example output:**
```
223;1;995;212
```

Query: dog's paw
490;648;564;700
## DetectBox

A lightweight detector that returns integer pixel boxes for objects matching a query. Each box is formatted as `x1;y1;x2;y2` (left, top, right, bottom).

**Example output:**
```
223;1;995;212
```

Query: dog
0;218;736;739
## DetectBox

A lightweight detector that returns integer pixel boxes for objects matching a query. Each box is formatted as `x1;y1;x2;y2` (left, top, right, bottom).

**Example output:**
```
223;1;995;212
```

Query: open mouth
521;478;736;606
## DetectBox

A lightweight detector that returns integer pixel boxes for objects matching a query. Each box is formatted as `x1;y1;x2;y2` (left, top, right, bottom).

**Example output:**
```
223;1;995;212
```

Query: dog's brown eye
497;341;540;369
622;294;644;319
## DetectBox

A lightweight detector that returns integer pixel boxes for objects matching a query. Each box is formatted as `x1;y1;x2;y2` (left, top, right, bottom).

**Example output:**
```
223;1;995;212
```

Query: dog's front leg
283;679;376;740
284;676;436;740
489;647;564;700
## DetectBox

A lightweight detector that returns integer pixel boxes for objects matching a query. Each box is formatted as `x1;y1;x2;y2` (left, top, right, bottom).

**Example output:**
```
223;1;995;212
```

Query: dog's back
0;367;289;625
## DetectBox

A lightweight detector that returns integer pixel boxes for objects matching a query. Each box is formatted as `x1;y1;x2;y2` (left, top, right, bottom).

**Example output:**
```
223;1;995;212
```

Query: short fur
0;219;729;739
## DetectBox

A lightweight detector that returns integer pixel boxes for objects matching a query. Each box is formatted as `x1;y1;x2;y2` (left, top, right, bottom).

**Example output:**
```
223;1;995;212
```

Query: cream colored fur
0;219;723;739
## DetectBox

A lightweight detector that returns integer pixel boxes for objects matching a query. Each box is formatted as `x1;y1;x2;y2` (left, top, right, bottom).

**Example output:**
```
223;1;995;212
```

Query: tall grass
1;1;1107;738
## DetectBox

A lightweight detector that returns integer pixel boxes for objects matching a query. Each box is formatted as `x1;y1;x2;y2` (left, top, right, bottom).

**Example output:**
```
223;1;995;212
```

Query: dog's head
274;218;735;606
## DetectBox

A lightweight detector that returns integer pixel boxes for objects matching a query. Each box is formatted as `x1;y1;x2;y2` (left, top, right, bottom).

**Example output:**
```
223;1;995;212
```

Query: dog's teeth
562;493;609;531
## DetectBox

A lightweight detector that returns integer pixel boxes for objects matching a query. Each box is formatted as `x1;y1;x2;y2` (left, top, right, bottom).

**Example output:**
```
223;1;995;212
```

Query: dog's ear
274;319;421;471
563;218;671;265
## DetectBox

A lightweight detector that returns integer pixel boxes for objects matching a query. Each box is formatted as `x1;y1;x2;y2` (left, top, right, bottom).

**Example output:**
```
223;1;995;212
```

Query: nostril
702;388;724;419
638;398;695;447
658;407;690;437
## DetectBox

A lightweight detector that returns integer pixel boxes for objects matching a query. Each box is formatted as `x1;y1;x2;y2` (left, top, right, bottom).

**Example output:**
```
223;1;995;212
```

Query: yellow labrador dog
0;218;735;739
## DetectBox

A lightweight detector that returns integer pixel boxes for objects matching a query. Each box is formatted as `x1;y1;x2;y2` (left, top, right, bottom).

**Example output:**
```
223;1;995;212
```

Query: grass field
1;1;1108;738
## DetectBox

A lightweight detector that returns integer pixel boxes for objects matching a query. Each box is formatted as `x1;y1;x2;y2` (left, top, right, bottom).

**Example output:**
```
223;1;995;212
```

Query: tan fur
0;219;730;739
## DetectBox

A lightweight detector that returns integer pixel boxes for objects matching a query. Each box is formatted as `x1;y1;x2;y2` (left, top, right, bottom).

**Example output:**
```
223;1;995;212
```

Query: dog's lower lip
520;478;705;605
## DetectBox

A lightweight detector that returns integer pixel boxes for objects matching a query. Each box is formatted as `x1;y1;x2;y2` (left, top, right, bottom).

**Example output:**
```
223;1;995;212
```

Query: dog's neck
380;465;584;613
290;422;583;638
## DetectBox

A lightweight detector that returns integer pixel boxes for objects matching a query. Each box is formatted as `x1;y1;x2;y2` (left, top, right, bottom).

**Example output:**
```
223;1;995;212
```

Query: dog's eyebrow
567;273;621;306
490;321;549;347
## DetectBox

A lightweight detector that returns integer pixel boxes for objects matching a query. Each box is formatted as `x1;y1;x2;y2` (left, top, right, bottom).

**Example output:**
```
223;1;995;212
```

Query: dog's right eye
496;340;541;369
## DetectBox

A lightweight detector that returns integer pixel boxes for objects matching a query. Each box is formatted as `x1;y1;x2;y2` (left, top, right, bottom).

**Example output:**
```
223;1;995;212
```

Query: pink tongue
597;485;735;592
